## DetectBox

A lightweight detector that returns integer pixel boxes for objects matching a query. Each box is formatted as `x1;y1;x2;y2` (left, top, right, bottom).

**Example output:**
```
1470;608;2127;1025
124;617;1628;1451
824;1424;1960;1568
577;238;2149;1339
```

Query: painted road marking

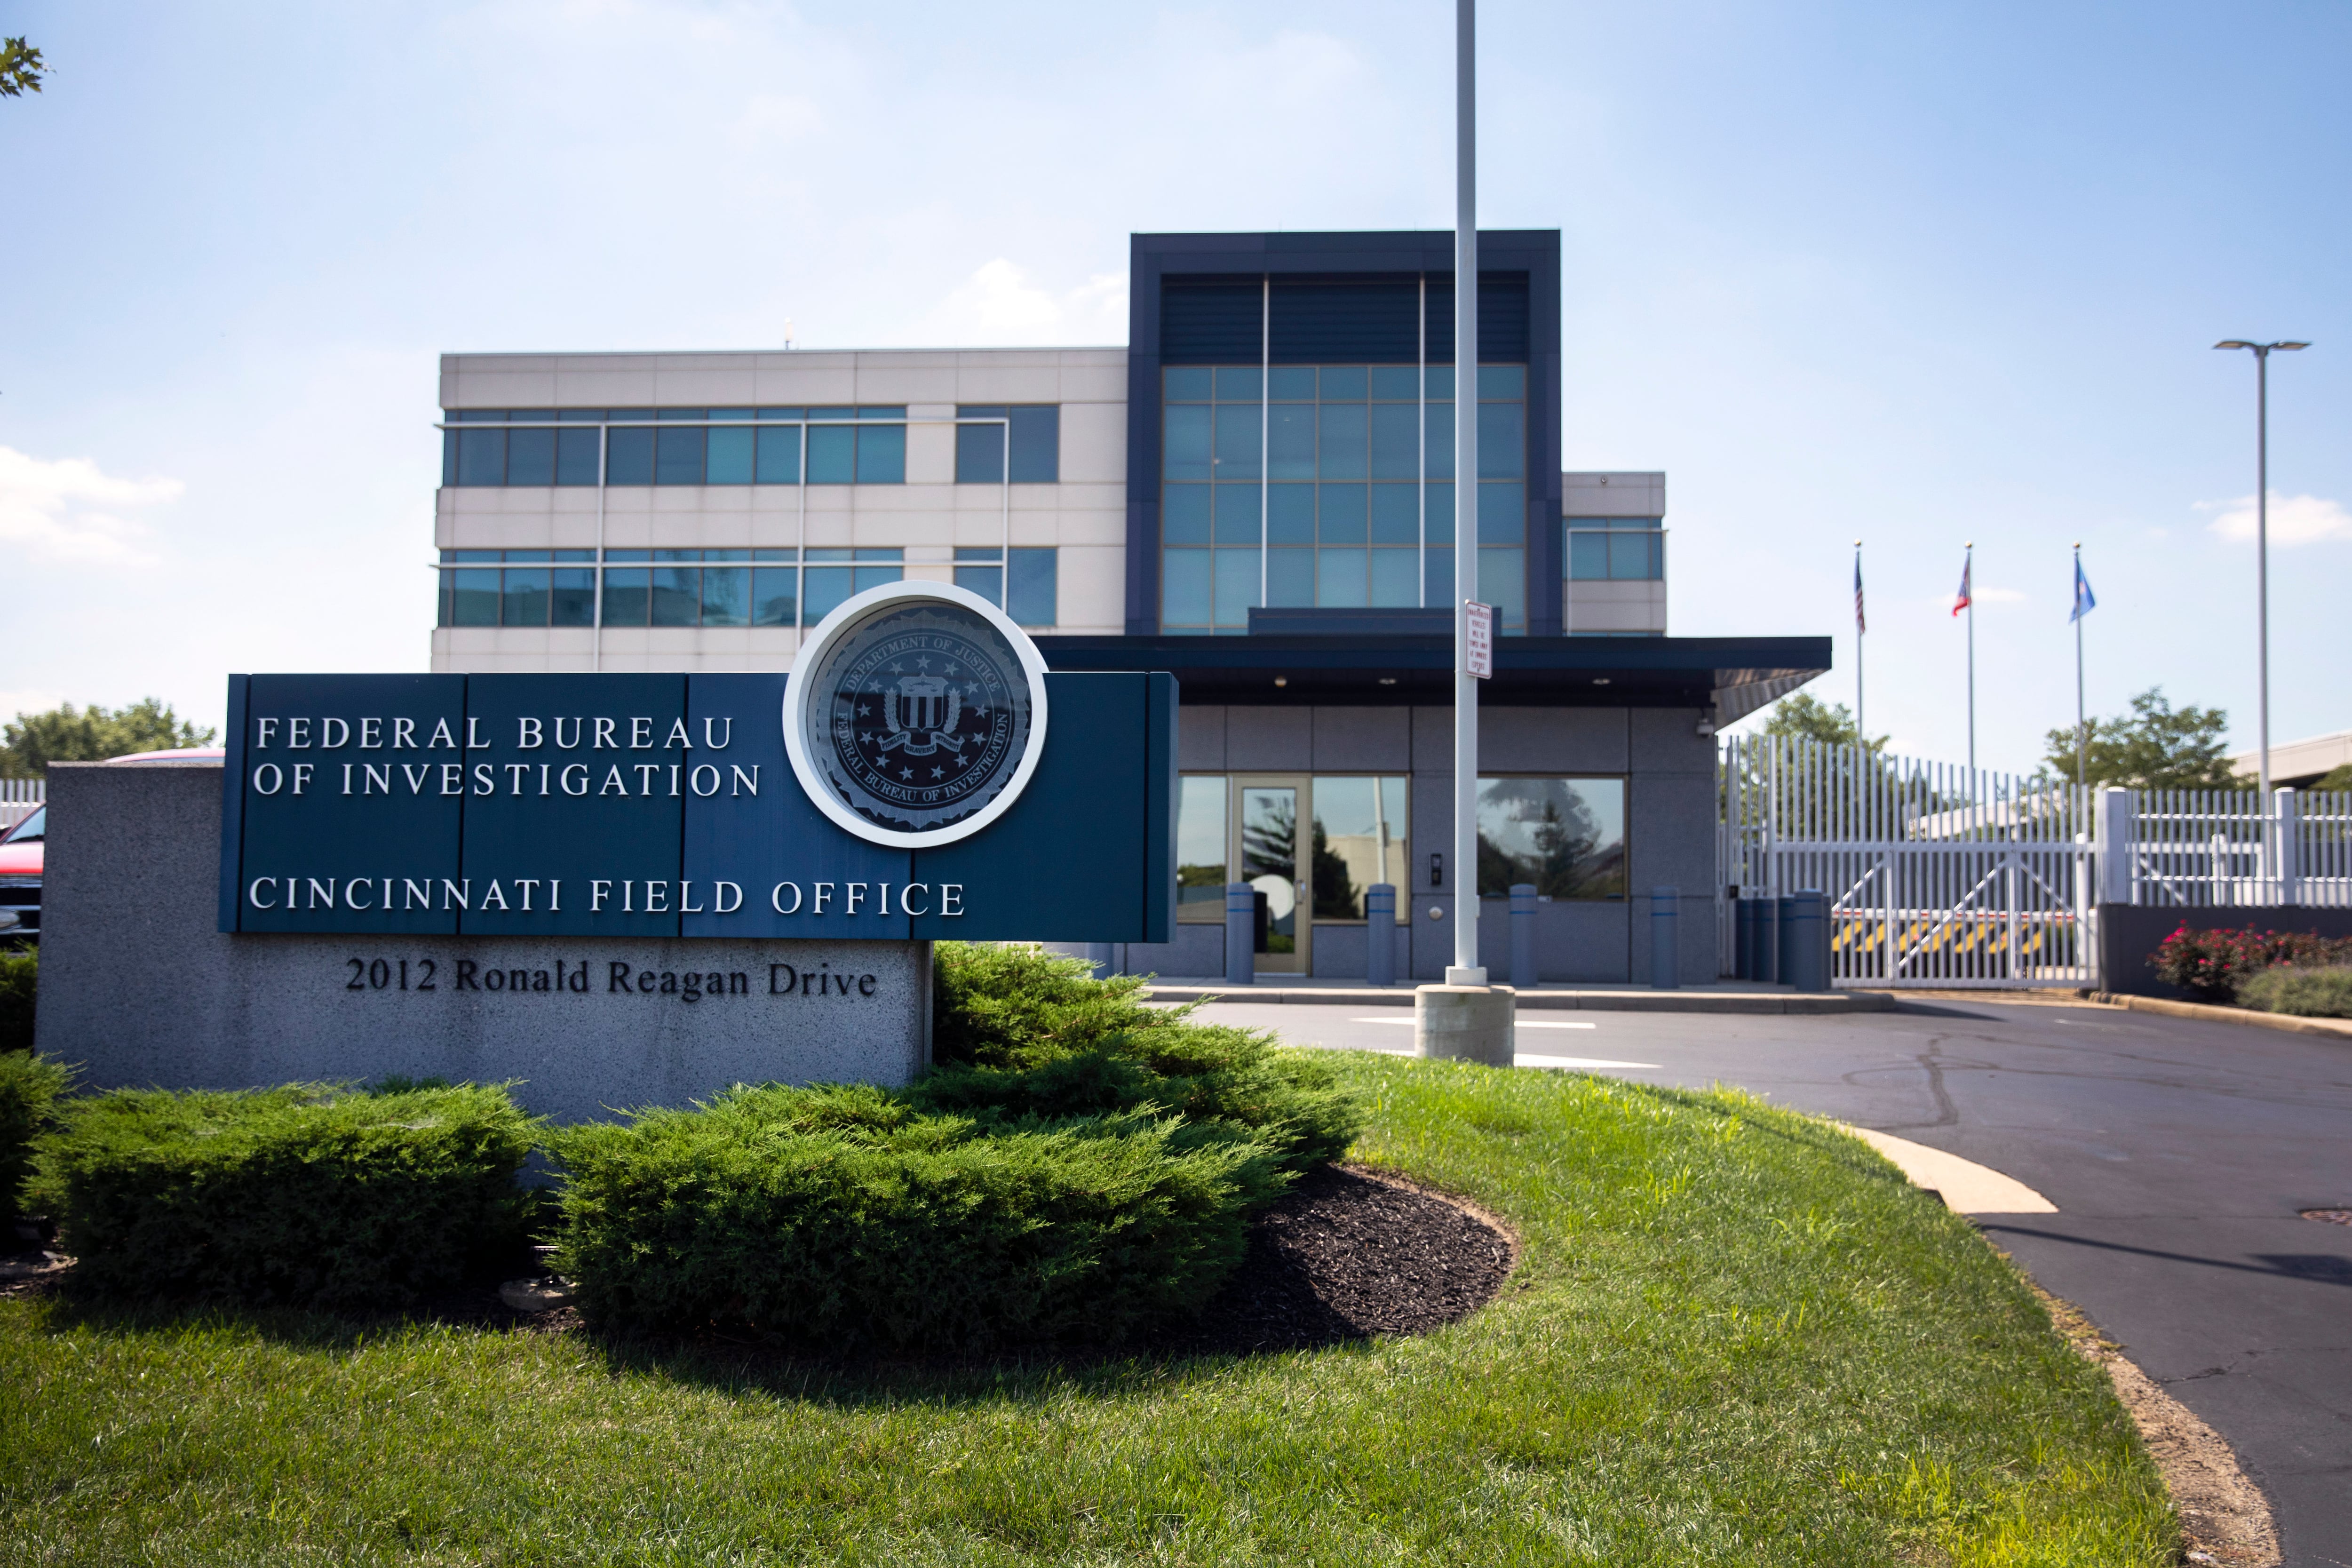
1351;1017;1599;1029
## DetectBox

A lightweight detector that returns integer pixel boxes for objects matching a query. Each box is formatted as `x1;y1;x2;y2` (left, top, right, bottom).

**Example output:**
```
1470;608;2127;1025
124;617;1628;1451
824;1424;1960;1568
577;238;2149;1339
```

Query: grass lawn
0;1053;2173;1566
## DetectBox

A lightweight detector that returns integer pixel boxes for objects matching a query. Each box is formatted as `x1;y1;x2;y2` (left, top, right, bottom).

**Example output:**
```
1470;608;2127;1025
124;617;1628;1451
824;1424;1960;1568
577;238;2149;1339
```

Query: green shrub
0;947;35;1054
548;1082;1287;1347
926;942;1363;1170
0;1050;70;1217
35;1082;539;1309
2239;964;2352;1019
549;947;1364;1347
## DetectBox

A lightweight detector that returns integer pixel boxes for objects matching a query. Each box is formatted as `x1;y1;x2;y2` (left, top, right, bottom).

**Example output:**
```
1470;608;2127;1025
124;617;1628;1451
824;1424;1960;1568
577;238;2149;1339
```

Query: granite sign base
35;761;931;1124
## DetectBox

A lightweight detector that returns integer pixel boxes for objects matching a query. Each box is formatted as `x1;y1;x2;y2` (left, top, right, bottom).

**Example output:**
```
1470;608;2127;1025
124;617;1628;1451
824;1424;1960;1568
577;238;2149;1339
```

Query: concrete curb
2089;991;2352;1041
1141;986;1892;1015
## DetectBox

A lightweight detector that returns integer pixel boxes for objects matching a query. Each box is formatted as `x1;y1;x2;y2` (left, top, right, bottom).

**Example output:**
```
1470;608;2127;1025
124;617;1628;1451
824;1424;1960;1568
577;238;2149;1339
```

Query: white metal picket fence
1718;736;2095;988
0;779;41;833
2119;788;2352;908
1717;737;2352;987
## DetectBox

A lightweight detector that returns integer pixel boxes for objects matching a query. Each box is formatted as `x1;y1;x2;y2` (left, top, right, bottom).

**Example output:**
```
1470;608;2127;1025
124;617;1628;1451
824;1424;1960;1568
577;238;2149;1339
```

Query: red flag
1952;553;1971;617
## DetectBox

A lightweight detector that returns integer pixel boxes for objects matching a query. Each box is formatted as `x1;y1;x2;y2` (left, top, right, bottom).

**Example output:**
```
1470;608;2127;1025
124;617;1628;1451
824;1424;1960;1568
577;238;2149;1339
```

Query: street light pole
2213;339;2310;801
1451;0;1482;986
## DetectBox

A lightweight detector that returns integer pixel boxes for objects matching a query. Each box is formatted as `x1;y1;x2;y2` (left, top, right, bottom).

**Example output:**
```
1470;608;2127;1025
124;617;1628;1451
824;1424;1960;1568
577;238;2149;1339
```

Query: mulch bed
1144;1164;1518;1355
0;1163;1519;1361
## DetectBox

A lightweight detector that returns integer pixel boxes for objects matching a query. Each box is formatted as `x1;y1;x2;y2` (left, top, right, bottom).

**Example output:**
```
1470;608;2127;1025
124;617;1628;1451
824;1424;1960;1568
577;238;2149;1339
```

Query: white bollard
1414;982;1515;1067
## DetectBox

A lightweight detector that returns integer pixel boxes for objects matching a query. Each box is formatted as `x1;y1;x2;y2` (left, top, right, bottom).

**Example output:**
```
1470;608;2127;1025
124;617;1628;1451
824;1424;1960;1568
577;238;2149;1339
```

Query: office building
433;230;1828;981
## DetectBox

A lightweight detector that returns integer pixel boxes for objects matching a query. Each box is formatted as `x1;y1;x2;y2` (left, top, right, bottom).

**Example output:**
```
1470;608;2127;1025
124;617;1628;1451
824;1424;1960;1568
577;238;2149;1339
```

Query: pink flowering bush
2151;923;2352;1003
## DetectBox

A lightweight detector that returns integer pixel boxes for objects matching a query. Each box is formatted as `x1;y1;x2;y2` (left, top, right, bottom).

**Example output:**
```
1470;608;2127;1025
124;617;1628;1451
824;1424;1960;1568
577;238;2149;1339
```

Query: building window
954;547;1058;627
435;550;597;628
955;406;1059;483
1159;364;1525;635
439;408;905;488
1566;518;1664;581
800;548;906;625
1175;776;1229;920
1310;777;1409;920
448;548;907;630
1474;777;1626;899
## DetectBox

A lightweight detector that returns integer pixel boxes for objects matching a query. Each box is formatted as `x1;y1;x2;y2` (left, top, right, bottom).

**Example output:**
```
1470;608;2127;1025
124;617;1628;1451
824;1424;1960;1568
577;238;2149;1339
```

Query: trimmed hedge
0;947;35;1055
0;1051;70;1218
2239;964;2352;1019
548;944;1365;1346
35;1082;539;1309
922;942;1361;1170
550;1083;1286;1346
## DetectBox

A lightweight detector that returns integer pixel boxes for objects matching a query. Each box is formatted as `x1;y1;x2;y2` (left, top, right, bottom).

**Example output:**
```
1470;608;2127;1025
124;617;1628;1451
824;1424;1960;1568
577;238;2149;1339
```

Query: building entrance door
1235;776;1309;974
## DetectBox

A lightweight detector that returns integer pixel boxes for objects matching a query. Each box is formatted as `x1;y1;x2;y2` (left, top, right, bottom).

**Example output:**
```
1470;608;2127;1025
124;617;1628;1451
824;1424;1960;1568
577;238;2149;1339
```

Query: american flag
1953;551;1972;617
1853;549;1866;634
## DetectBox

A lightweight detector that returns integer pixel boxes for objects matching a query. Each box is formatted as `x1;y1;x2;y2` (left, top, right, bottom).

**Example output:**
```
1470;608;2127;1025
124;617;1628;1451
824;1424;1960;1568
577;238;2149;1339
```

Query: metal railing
0;778;41;833
2115;788;2352;908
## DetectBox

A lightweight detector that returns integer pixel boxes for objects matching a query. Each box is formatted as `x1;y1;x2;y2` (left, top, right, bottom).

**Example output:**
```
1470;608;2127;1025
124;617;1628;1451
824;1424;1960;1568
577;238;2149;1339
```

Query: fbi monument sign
36;585;1176;1122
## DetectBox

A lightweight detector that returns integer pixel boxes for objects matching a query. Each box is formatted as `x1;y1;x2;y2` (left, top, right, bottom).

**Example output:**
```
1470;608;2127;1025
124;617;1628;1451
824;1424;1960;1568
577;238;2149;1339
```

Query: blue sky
3;0;2345;774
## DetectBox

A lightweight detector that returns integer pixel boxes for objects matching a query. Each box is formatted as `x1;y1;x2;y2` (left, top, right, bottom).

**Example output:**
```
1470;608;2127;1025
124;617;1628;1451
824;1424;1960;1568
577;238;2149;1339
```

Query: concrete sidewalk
1140;979;1892;1014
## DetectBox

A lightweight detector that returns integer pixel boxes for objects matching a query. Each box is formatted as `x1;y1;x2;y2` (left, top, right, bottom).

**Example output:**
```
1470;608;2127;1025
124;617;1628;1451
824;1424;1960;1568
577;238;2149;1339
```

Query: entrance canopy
1037;615;1828;729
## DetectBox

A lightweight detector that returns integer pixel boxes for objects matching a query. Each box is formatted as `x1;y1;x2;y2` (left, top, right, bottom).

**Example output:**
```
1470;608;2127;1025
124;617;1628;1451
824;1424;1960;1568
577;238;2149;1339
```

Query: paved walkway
1181;996;2352;1565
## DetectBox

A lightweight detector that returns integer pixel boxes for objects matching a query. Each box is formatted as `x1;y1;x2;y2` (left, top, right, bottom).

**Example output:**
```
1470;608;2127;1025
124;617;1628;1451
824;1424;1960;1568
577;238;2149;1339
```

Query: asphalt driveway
1181;995;2352;1565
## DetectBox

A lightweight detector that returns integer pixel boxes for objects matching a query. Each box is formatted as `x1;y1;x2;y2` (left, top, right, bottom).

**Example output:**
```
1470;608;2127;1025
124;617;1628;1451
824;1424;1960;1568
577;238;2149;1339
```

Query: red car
0;804;41;939
0;747;225;940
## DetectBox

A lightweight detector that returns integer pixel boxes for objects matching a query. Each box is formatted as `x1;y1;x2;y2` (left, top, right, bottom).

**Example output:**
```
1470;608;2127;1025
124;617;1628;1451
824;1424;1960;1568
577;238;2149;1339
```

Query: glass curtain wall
1159;319;1526;634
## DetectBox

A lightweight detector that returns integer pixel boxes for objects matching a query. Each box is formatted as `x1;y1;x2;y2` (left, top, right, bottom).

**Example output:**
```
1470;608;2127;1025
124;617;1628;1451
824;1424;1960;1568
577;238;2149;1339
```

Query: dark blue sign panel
221;669;1174;943
910;673;1176;943
684;673;913;940
457;674;686;938
228;675;469;935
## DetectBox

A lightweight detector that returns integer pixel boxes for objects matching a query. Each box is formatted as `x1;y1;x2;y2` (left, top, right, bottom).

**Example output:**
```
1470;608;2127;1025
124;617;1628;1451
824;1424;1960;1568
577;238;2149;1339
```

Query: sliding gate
1719;736;2095;988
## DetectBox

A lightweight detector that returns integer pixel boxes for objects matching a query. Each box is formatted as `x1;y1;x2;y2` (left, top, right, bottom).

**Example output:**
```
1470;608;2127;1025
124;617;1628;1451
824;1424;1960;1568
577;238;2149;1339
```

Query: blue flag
2070;556;2096;623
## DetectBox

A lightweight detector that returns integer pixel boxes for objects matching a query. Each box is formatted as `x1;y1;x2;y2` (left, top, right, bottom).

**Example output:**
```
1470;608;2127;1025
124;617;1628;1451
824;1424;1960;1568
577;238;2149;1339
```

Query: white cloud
2200;492;2352;546
914;260;1128;346
0;448;180;566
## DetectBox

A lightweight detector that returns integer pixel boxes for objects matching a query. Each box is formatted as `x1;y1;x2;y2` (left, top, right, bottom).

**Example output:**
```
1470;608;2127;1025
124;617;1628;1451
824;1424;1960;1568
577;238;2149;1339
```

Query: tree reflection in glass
1240;788;1298;951
1475;778;1627;899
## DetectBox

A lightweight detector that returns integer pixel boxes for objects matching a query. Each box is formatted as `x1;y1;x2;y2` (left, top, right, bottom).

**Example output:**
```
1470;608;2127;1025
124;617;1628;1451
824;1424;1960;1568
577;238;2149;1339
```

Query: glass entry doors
1236;776;1308;974
1175;773;1413;978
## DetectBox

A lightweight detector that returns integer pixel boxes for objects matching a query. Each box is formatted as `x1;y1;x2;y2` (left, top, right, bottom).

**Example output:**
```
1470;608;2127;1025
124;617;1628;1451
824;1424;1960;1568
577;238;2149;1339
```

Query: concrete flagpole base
1414;981;1515;1067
